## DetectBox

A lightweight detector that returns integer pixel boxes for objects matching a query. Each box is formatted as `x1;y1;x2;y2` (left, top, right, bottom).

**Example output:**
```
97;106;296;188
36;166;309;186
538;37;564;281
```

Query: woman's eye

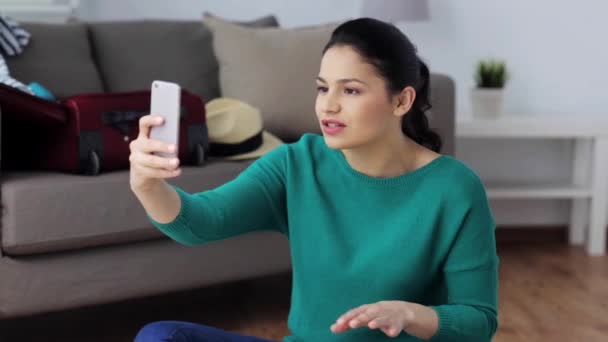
344;88;360;95
317;86;328;93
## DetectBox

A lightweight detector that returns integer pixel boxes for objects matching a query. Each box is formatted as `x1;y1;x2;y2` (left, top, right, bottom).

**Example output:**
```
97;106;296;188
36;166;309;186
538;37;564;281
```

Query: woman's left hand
330;300;414;338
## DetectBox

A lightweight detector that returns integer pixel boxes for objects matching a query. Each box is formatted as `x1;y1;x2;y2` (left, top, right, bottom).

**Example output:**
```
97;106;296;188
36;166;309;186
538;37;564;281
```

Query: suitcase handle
102;110;148;136
101;107;191;137
102;110;147;125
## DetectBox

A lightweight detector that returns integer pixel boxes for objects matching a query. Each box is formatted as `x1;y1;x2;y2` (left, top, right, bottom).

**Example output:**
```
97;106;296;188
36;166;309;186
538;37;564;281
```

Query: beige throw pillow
204;15;339;141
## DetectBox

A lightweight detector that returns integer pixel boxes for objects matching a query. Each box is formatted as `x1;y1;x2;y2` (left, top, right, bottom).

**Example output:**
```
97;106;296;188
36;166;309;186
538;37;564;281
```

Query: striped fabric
0;15;33;93
0;15;31;56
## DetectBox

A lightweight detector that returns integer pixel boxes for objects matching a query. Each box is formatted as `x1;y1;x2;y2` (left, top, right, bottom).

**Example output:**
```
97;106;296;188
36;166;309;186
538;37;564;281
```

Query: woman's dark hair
322;18;442;152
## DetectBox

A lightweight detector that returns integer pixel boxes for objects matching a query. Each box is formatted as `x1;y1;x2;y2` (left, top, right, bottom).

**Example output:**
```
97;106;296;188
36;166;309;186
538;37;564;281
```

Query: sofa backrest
6;22;105;98
5;17;279;101
87;20;220;101
88;17;278;101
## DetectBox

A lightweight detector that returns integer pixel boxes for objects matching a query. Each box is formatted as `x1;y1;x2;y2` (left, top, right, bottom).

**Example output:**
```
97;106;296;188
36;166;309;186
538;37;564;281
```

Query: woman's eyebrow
316;76;368;86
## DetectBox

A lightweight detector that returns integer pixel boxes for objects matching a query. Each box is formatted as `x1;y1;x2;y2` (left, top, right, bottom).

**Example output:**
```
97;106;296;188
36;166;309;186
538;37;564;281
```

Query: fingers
138;114;164;139
331;306;402;338
360;314;402;338
331;305;370;333
369;316;401;337
130;115;182;183
363;315;402;338
129;122;180;181
332;302;408;338
131;164;182;179
347;307;378;329
130;151;180;171
380;326;400;338
131;138;176;156
368;316;390;329
337;305;369;325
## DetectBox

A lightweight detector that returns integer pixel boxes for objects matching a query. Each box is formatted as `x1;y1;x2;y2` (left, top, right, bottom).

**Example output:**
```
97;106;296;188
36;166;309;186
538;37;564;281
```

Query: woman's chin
322;135;350;150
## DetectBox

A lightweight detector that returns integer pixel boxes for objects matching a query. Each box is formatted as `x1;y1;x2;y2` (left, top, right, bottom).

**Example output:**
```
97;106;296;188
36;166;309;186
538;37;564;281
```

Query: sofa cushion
1;160;253;256
204;15;338;142
6;22;105;98
88;17;278;101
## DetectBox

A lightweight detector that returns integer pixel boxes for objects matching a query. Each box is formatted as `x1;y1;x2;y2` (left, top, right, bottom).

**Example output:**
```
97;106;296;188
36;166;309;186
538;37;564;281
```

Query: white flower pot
470;88;505;119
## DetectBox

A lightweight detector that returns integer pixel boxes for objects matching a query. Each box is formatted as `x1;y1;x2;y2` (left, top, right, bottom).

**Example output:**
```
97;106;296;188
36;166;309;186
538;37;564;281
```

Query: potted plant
471;59;509;118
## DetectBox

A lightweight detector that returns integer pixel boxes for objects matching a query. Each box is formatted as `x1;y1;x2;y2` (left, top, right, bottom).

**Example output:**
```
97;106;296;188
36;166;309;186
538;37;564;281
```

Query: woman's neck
341;133;421;179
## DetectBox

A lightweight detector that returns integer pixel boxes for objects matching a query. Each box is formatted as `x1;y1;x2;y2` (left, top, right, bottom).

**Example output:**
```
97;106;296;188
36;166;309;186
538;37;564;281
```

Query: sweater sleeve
147;145;288;246
430;176;499;342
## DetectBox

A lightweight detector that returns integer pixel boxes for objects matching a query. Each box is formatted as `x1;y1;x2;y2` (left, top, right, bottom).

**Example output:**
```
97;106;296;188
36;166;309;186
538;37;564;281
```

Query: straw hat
205;97;283;160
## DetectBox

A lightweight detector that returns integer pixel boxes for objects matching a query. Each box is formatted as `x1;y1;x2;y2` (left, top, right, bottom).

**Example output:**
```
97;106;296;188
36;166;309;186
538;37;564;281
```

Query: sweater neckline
330;146;449;186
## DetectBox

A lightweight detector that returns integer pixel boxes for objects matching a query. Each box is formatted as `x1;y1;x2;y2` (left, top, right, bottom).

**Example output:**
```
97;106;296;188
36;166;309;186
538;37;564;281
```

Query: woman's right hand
129;114;181;192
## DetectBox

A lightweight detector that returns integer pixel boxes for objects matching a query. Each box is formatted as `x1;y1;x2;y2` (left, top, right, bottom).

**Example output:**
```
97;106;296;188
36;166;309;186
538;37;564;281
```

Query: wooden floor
0;241;606;342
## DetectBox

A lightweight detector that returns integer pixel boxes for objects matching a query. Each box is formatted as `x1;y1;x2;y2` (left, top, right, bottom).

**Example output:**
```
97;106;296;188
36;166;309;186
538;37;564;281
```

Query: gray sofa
0;19;455;319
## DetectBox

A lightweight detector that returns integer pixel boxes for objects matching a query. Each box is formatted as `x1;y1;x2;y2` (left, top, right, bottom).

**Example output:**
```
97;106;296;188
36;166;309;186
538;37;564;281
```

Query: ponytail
401;59;442;152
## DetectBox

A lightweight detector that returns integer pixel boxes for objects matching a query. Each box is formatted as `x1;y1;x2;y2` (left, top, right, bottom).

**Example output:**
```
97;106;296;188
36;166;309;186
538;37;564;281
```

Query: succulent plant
475;59;509;88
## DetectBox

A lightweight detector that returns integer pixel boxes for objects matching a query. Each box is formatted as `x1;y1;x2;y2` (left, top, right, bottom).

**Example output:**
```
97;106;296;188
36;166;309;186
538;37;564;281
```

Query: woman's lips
321;119;346;135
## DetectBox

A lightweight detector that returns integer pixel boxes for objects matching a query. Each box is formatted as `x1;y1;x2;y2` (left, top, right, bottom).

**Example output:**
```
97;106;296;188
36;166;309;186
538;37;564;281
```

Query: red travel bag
1;88;208;175
58;89;209;175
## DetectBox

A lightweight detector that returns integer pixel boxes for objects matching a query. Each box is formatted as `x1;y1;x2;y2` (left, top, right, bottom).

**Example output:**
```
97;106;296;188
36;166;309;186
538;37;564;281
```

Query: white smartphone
149;80;181;158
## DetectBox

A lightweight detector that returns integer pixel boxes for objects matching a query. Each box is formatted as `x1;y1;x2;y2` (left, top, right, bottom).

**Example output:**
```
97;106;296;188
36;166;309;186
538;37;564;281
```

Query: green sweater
149;133;499;342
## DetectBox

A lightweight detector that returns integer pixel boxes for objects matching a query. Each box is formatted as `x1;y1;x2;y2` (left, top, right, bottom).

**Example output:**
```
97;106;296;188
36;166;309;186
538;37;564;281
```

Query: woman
130;18;498;342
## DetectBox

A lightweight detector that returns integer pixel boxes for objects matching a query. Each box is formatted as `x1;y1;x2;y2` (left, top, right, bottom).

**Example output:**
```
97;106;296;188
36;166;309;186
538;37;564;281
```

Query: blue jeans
134;321;277;342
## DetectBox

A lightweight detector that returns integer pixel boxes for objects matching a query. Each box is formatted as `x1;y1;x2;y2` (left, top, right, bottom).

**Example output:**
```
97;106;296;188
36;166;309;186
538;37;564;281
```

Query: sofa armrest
429;73;456;156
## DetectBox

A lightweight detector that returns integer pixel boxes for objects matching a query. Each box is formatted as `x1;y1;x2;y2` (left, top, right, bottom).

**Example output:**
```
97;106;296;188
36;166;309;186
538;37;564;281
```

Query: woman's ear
393;86;416;118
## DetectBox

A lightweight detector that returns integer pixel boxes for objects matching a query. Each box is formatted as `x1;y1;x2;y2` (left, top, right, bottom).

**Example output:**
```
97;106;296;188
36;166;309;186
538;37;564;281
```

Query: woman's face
315;45;405;150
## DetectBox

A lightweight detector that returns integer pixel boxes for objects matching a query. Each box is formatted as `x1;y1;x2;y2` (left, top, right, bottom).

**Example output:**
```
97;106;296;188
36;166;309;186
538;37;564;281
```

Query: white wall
77;0;608;227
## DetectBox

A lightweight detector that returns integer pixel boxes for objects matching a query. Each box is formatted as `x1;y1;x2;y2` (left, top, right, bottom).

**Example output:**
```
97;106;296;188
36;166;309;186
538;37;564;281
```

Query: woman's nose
321;93;340;114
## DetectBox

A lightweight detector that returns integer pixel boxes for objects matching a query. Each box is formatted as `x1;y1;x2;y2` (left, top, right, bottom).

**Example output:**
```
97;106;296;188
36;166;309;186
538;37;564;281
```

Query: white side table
456;115;608;256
